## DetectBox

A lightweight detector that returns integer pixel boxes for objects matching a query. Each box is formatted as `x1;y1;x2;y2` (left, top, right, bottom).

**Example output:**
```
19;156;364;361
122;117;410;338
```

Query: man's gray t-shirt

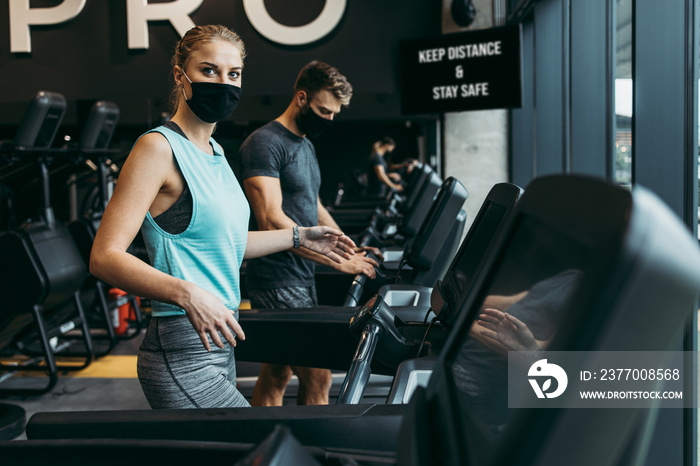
240;120;321;289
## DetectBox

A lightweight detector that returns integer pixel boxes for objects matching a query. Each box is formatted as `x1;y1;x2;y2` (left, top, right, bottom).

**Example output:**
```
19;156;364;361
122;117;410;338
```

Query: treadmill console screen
438;201;508;325
450;202;507;298
447;215;590;445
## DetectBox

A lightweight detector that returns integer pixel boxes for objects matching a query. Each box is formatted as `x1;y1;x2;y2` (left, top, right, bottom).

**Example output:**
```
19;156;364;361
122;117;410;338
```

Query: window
614;0;632;187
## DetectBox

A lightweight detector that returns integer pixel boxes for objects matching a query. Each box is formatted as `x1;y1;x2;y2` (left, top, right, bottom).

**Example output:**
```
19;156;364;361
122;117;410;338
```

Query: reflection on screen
448;216;590;439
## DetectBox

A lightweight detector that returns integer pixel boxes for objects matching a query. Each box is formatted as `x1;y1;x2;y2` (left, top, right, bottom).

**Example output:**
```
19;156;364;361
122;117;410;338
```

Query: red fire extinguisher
108;288;140;336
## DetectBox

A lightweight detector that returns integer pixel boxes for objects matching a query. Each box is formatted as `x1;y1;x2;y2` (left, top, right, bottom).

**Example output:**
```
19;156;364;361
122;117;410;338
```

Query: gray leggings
137;314;250;409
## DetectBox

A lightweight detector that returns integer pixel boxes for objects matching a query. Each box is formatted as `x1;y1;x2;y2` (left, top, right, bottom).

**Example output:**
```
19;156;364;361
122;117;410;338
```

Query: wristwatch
293;225;300;249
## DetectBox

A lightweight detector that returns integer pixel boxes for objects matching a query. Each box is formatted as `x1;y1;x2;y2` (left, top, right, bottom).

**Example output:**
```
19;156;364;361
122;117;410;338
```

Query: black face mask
297;104;333;138
183;72;242;123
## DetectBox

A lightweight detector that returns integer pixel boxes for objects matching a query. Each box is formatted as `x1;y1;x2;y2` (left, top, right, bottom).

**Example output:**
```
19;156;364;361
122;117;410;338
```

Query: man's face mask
182;71;242;123
297;101;333;138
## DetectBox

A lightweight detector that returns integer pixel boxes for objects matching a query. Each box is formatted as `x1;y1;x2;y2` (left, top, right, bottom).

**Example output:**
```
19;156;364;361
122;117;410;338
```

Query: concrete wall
441;0;509;233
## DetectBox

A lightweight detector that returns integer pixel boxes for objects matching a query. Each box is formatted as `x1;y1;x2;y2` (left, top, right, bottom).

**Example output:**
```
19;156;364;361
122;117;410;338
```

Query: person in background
366;137;417;196
240;60;381;407
90;26;356;409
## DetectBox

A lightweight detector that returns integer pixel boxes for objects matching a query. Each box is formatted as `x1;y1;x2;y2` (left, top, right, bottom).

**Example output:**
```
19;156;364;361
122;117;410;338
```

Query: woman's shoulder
127;130;175;167
135;130;173;152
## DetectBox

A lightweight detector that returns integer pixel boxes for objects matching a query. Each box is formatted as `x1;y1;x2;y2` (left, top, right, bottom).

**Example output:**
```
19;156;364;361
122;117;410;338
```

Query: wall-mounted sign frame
399;24;522;114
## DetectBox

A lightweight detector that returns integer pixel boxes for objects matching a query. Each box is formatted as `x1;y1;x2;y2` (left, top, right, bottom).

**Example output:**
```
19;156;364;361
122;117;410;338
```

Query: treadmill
326;163;436;237
313;167;442;306
234;182;519;380
377;182;525;325
342;176;469;307
17;174;700;466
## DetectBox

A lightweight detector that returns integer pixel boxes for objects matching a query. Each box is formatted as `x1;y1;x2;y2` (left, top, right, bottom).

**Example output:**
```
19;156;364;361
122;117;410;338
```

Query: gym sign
399;24;522;114
9;0;347;53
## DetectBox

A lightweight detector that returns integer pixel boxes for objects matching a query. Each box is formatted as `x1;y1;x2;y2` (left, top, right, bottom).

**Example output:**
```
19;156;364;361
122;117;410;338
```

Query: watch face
350;295;378;329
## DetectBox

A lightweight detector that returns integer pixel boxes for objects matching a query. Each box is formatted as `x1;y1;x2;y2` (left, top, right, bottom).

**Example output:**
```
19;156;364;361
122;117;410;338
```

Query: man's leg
292;366;333;405
251;363;293;407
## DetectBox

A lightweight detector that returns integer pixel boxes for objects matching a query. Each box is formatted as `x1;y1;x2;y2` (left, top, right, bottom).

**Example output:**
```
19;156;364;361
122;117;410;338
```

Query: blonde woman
90;25;355;409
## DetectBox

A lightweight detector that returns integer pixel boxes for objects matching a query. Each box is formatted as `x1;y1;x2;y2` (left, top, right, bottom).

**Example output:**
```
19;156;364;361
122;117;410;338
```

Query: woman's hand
182;283;245;351
477;308;540;352
299;226;356;263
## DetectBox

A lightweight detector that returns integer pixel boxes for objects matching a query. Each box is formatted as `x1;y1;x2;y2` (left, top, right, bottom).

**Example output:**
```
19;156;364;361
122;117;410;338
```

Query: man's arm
244;176;377;277
317;197;341;230
373;165;403;192
244;176;294;229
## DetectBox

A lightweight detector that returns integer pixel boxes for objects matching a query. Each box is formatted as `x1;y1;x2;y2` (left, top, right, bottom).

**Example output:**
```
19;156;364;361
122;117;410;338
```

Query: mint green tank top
140;126;249;317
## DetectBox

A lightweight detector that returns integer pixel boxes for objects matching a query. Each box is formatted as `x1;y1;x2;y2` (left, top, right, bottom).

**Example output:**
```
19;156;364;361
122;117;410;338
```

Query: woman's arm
243;176;378;277
90;133;179;300
244;226;355;262
90;133;243;351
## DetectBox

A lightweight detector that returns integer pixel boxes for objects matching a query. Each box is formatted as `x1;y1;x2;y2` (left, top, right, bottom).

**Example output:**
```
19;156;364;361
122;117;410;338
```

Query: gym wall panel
0;1;441;125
